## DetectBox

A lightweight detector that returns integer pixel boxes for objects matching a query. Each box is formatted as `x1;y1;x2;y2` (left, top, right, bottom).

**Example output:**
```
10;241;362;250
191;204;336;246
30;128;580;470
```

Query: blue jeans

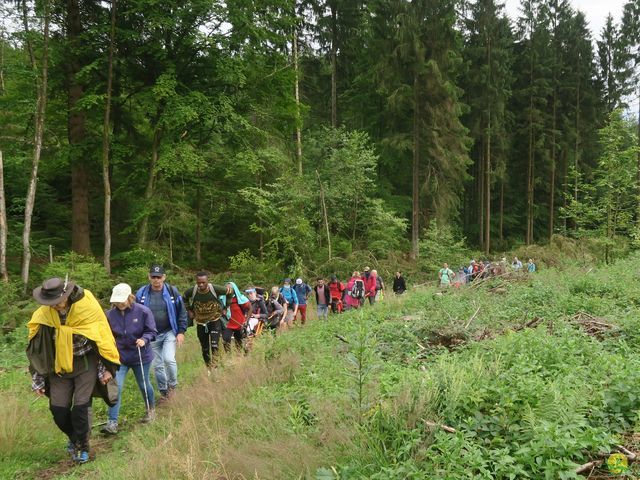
317;305;328;320
108;361;154;421
151;330;178;394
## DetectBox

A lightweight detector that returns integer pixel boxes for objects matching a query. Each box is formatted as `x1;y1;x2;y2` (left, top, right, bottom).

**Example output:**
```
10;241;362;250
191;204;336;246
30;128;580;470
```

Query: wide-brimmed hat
33;277;76;306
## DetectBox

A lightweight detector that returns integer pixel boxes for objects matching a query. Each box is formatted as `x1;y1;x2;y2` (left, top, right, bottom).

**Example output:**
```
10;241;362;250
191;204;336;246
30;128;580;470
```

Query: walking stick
137;344;151;413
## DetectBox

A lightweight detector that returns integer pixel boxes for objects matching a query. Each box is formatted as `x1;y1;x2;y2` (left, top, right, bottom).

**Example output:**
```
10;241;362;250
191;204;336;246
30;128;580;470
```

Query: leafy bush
40;252;113;301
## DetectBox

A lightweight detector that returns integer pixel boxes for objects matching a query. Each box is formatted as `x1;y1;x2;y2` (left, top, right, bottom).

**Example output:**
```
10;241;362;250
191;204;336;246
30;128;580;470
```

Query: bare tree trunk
21;1;50;291
574;83;580;206
68;0;91;255
138;127;161;246
0;24;5;95
0;150;8;282
478;147;484;250
330;2;337;128
549;82;557;242
484;107;491;255
195;188;202;263
410;72;420;260
316;170;331;260
293;26;303;175
499;177;504;244
101;0;116;273
527;92;534;245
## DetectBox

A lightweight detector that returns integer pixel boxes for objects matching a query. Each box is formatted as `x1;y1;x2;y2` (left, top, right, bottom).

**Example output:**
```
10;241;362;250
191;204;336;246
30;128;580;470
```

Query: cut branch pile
570;312;617;339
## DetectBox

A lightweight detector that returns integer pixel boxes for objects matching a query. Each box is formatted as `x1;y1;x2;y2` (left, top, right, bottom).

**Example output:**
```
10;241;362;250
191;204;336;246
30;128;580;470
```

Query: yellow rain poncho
28;289;120;374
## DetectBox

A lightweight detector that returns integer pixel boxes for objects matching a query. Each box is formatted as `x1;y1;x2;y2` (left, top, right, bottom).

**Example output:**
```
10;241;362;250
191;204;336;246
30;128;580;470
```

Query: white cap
296;278;303;285
110;283;132;303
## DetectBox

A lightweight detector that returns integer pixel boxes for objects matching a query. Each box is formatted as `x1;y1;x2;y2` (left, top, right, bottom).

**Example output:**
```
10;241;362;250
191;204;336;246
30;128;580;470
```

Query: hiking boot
74;450;89;464
156;392;169;406
100;420;118;435
141;408;155;423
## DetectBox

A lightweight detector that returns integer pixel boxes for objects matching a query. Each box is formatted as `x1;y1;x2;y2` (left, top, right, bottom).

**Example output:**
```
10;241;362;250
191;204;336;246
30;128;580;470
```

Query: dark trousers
49;350;97;451
196;320;222;367
222;327;243;353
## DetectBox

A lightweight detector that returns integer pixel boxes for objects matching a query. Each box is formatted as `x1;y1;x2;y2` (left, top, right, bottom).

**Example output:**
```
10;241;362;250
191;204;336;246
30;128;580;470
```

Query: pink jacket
345;277;362;308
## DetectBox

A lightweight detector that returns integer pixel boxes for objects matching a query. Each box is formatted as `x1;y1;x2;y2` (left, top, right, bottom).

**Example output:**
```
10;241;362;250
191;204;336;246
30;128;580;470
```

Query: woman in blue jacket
102;283;157;434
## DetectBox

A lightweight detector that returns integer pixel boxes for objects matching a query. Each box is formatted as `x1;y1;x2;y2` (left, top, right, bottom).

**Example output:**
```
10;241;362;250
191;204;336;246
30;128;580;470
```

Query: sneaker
141;408;155;423
66;440;76;458
156;393;169;406
100;420;118;435
74;450;89;464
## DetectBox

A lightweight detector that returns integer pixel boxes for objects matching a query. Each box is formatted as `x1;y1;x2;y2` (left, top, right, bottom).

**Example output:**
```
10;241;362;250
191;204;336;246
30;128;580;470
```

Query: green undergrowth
3;254;640;478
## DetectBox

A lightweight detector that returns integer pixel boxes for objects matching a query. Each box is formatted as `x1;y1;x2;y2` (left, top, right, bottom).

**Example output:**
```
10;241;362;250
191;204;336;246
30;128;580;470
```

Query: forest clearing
2;250;640;479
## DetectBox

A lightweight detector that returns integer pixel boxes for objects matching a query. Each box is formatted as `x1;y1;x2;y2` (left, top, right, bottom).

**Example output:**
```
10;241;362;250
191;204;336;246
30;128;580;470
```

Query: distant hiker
27;277;120;464
362;267;377;305
292;278;312;325
438;263;455;288
246;287;268;336
527;258;536;273
183;272;227;370
266;287;286;330
470;260;480;281
372;269;385;301
279;278;299;328
346;271;365;310
328;275;346;313
313;277;331;320
103;283;157;435
219;282;250;353
512;256;523;271
136;264;187;403
392;271;406;295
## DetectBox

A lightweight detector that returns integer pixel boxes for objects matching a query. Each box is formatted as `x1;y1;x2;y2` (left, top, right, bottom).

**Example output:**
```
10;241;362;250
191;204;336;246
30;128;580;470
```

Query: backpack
350;279;365;299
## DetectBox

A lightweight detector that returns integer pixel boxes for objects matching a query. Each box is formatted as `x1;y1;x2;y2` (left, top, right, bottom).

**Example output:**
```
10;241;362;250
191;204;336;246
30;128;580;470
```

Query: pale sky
504;0;628;40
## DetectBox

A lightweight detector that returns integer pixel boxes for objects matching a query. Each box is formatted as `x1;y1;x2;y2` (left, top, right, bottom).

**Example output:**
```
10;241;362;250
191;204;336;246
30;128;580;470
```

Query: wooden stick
424;420;456;434
615;445;637;461
575;459;602;474
464;306;481;329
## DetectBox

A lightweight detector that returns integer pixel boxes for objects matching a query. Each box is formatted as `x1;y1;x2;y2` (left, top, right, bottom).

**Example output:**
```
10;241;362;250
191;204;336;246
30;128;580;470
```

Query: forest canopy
0;0;638;285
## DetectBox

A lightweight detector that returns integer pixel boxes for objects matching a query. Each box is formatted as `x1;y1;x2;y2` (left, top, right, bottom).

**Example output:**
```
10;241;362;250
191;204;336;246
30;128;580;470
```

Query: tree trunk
0;150;8;282
68;0;91;255
316;170;331;260
330;2;337;127
549;79;557;242
527;92;534;245
574;82;580;206
637;82;640;225
138;127;161;246
484;107;491;255
478;146;484;250
195;188;202;264
0;25;5;95
293;25;303;175
21;0;50;291
410;72;420;260
499;177;504;244
101;0;116;273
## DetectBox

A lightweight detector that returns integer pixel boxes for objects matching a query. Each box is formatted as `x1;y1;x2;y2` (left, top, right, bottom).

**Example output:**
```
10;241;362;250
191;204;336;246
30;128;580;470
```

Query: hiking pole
137;344;151;413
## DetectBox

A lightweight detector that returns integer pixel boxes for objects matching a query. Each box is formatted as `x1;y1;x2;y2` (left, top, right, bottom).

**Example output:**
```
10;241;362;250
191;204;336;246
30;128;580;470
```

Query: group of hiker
438;256;536;288
25;264;409;464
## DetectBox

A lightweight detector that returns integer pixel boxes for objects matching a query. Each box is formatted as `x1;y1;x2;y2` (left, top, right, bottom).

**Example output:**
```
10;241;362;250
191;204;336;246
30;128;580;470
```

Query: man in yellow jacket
27;277;120;464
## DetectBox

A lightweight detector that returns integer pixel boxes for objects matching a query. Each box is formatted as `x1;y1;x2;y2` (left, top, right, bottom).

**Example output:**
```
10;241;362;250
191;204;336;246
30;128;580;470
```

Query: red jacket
328;281;345;300
363;273;377;296
227;296;250;330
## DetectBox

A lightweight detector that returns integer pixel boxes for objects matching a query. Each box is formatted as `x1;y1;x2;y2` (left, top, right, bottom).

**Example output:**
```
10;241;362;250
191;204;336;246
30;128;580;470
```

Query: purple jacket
106;303;157;366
